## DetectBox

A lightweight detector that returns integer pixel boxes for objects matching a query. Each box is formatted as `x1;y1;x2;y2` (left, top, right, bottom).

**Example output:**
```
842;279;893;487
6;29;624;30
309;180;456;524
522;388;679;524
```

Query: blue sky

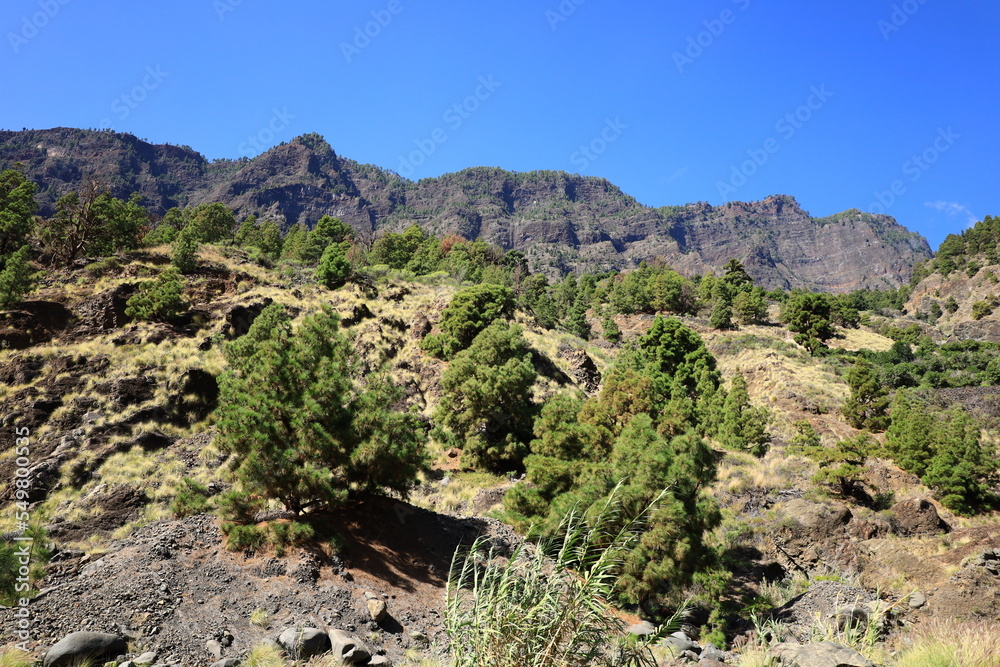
2;0;997;250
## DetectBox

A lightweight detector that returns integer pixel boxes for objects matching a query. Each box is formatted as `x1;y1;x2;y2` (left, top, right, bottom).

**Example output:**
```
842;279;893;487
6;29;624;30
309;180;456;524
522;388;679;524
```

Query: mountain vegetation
0;155;998;667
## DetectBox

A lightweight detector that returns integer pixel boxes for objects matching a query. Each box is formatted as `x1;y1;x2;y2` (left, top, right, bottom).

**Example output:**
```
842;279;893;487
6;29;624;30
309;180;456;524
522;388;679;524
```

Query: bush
125;267;188;322
422;283;515;360
170;478;211;517
0;245;35;308
221;523;267;551
447;485;683;667
216;304;427;515
171;225;200;274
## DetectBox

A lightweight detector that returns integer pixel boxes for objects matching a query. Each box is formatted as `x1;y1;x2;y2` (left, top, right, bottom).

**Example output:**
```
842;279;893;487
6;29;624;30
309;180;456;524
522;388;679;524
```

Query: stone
210;660;241;667
367;598;388;623
627;620;656;636
835;605;869;631
662;631;694;655
329;629;372;665
134;652;157;665
701;642;725;662
43;632;127;667
890;498;950;536
408;630;429;644
770;641;875;667
206;640;223;660
277;628;331;661
908;591;927;609
368;657;393;666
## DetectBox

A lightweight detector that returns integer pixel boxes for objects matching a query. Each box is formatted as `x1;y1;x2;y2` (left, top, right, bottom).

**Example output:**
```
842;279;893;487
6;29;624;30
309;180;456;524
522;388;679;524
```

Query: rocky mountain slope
0;128;932;291
0;242;998;666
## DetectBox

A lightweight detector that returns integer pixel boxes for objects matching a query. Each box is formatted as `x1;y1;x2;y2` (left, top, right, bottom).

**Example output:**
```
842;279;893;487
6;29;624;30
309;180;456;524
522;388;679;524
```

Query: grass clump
894;619;1000;667
445;484;682;667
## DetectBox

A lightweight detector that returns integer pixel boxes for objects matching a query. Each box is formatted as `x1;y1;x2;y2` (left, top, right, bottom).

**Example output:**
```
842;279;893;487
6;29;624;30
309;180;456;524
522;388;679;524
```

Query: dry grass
893;619;1000;667
411;471;506;515
714;447;816;497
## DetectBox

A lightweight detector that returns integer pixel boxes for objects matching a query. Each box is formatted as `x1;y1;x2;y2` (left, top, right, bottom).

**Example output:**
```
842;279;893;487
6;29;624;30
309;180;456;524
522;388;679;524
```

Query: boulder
329;629;372;665
890;498;950;536
43;632;127;667
367;598;388;623
277;627;331;661
134;651;157;664
908;591;927;609
210;660;241;667
770;641;874;667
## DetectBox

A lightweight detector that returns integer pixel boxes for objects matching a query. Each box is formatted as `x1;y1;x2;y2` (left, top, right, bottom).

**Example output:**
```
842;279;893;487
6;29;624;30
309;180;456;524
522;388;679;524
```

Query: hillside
0;229;998;666
0;128;932;291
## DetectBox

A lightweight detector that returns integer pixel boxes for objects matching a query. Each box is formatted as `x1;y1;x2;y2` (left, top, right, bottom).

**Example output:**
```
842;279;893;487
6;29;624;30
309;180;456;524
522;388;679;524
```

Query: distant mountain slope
0;127;932;291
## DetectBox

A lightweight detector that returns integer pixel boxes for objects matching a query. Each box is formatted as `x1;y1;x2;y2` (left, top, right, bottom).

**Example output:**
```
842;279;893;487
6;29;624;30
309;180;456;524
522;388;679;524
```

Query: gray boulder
771;641;874;667
329;629;372;664
277;627;331;661
43;632;127;667
210;660;241;667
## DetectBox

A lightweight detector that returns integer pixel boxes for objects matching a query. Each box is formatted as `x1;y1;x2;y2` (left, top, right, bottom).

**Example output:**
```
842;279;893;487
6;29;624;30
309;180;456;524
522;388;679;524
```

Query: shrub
0;246;35;308
421;283;515;360
171;225;200;274
447;485;683;667
221;523;267;552
170;478;211;517
125;267;188;322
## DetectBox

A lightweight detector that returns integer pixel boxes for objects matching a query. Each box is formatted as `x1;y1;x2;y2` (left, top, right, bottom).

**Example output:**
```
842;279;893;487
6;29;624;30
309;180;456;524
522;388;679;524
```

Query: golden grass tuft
893;619;1000;667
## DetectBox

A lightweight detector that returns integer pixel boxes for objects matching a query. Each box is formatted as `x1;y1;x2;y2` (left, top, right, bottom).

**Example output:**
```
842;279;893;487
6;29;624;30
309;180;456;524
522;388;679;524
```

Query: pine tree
0;245;35;308
216;304;426;514
717;374;770;456
842;362;890;431
709;282;733;330
315;242;351;288
171;225;200;274
780;291;835;354
436;320;537;470
421;284;515;360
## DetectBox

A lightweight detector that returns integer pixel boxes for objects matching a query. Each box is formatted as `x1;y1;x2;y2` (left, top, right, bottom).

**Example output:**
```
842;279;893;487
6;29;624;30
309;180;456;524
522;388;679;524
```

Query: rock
134;651;157;665
662;631;695;655
835;605;869;631
206;640;223;660
328;629;371;665
277;627;331;661
627;620;656;636
368;657;393;666
908;591;927;609
43;632;127;667
558;344;601;394
367;598;388;623
890;498;950;536
408;630;429;644
210;660;241;667
770;641;874;667
701;643;725;662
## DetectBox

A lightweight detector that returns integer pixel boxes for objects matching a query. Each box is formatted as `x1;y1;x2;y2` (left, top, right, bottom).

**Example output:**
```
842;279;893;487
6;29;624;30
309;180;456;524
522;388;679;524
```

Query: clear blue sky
2;0;997;250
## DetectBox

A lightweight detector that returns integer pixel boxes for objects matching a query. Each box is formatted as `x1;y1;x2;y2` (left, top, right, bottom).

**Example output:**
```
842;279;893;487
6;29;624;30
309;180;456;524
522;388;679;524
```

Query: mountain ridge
0;127;933;291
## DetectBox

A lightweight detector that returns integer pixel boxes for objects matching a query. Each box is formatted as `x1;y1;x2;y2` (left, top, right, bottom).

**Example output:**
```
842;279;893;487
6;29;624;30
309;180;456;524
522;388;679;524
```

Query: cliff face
0;128;932;291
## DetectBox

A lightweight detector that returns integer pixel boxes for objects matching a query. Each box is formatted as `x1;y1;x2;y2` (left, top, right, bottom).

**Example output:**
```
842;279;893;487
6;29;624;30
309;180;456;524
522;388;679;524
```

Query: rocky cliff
0;128;932;291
